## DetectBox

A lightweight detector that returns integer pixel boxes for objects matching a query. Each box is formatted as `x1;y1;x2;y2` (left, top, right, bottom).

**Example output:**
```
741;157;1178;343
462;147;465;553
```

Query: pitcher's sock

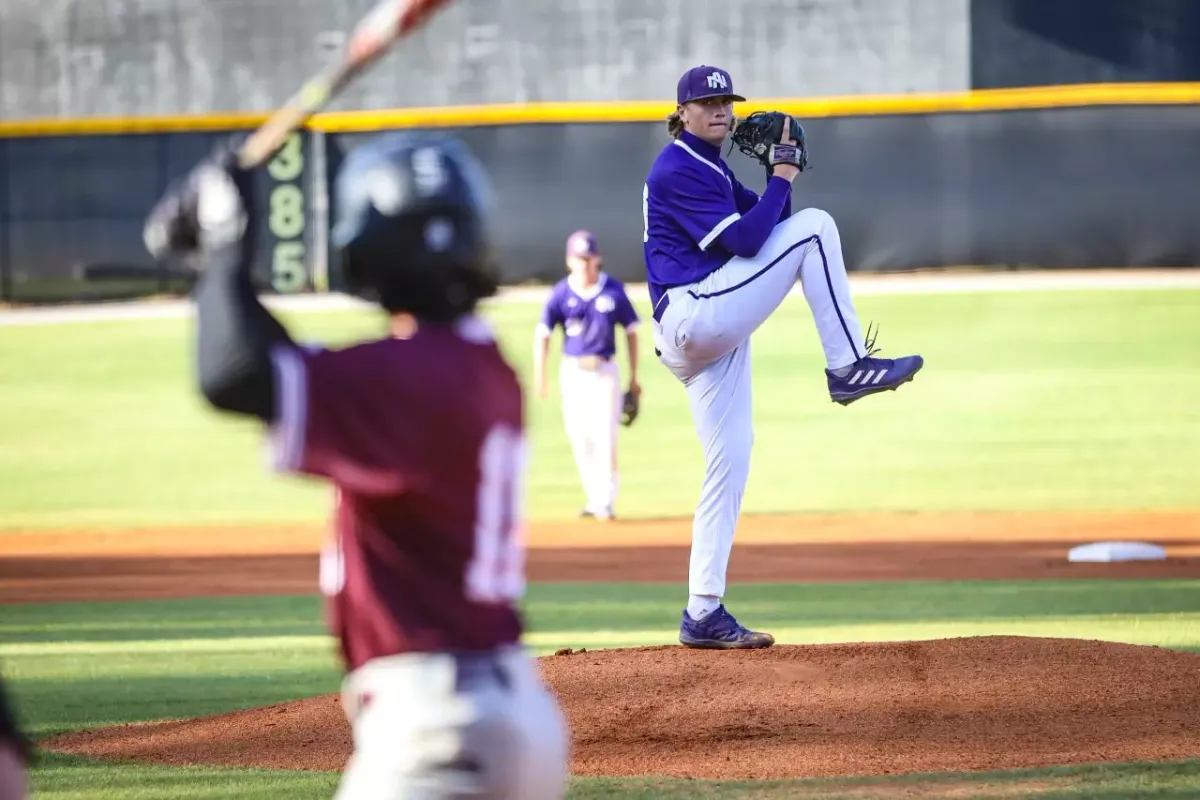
687;595;720;621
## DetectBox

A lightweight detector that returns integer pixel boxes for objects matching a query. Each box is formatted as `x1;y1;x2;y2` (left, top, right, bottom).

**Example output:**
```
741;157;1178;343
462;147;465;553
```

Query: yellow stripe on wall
0;112;272;138
2;82;1199;138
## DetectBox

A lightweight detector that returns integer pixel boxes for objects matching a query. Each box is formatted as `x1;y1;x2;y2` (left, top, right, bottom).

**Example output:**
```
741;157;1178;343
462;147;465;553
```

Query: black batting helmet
330;132;499;320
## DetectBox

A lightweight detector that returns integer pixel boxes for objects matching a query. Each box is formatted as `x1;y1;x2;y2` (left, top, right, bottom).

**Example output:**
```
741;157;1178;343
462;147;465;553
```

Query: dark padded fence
0;130;317;303
971;0;1200;88
2;103;1199;303
328;104;1200;285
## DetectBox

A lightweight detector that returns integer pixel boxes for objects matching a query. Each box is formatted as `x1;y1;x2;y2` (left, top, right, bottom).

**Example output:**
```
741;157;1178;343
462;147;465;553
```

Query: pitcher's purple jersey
267;318;524;672
642;130;792;307
538;274;640;359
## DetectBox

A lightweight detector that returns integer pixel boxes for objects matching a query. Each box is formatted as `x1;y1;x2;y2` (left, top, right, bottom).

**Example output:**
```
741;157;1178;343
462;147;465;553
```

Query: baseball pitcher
145;133;569;799
534;231;641;521
642;65;924;649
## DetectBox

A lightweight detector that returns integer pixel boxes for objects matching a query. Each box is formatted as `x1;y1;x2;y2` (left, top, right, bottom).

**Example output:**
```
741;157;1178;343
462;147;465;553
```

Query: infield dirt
5;510;1200;603
14;510;1200;781
43;637;1200;780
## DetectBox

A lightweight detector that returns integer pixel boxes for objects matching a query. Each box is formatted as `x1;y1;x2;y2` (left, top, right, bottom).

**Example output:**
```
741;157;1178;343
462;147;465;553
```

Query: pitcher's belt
652;292;672;357
566;354;610;370
652;292;671;323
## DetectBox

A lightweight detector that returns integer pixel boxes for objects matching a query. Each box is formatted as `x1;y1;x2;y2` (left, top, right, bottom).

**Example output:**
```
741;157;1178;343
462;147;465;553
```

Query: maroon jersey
267;316;525;672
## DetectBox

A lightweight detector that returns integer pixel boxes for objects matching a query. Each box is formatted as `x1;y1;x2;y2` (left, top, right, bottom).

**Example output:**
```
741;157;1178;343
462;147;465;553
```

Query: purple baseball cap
676;65;746;105
566;230;600;258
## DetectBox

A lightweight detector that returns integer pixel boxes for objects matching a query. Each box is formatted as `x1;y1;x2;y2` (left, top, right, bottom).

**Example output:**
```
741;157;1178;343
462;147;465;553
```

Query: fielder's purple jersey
538;274;640;359
267;317;525;672
642;129;792;307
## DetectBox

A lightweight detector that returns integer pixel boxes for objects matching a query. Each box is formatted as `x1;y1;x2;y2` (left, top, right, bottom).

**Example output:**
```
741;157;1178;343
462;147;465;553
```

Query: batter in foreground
642;65;924;649
144;133;569;799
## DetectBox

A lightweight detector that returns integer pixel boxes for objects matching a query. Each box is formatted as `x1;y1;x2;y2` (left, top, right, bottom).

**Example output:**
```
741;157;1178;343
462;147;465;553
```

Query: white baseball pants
334;646;569;800
558;356;622;515
650;208;867;599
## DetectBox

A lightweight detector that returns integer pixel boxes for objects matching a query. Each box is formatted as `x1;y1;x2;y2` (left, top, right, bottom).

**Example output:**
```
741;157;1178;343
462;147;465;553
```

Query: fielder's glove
620;388;640;427
729;111;809;177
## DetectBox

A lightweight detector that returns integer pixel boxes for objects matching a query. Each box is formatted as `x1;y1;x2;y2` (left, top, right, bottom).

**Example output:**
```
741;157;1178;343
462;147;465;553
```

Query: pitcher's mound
45;636;1200;780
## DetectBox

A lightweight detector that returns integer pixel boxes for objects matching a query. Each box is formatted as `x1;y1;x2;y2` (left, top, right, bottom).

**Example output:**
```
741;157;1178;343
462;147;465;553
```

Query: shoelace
864;321;881;358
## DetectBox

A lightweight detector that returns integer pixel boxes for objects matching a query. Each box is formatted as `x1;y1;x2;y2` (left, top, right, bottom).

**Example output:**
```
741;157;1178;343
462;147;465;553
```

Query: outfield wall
2;85;1199;303
6;0;1199;121
0;0;970;120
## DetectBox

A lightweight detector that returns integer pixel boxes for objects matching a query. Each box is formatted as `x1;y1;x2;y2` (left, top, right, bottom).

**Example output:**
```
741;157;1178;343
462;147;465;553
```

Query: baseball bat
236;0;451;169
141;0;450;263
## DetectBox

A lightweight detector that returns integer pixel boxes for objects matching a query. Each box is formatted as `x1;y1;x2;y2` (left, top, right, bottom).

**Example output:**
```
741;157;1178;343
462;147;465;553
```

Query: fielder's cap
676;65;746;105
566;229;600;258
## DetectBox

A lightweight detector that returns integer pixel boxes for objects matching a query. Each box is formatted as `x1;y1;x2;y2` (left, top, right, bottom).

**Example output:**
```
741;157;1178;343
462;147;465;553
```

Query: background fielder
534;230;641;521
643;65;924;649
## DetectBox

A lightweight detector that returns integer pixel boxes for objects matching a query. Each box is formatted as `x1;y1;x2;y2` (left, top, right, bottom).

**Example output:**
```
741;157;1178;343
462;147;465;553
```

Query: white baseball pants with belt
334;646;569;800
559;355;622;515
650;208;867;600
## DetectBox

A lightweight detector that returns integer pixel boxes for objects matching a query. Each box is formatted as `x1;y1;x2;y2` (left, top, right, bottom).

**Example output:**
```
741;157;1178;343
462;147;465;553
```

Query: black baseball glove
620;389;640;427
729;111;809;177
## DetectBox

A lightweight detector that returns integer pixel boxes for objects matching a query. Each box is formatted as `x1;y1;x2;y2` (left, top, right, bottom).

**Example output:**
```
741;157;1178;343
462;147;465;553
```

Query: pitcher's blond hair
666;110;684;139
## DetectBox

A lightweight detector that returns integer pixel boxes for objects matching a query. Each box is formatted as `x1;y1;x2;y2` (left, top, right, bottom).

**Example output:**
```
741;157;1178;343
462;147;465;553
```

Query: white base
1067;541;1167;563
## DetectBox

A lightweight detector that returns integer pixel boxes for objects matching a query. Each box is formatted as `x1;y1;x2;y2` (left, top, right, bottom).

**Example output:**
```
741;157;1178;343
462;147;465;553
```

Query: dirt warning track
3;511;1200;604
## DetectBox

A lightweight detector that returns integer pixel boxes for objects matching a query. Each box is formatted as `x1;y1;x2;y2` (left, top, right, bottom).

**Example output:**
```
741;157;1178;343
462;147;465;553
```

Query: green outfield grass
4;581;1200;798
1;287;1199;530
4;283;1200;797
4;580;1200;737
27;755;1200;799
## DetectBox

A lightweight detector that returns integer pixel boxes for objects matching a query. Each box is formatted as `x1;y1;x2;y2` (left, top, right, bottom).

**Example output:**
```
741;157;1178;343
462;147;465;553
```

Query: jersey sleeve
731;173;792;222
730;174;761;215
613;286;641;331
660;165;741;252
777;180;794;223
266;343;422;495
535;287;564;337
